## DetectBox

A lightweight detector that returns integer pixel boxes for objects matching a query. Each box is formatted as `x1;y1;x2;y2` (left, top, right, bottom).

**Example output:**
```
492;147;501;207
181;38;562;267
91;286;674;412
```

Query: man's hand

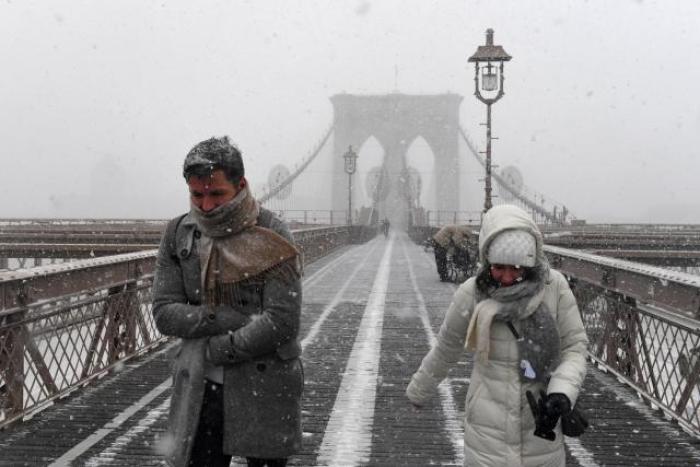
209;305;249;333
206;331;253;365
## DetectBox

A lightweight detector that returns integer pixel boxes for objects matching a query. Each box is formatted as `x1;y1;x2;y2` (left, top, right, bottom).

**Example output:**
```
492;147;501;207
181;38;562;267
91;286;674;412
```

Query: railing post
126;261;149;352
82;309;108;379
304;210;308;225
100;285;129;365
0;305;27;420
677;349;700;417
124;280;139;354
631;306;662;401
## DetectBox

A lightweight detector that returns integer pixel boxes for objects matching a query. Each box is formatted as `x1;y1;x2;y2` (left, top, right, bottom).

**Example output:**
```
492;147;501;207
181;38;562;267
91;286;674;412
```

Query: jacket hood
478;204;545;267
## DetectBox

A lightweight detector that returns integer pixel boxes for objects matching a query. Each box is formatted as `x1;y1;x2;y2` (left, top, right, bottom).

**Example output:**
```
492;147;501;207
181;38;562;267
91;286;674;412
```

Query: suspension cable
458;125;570;223
258;123;335;205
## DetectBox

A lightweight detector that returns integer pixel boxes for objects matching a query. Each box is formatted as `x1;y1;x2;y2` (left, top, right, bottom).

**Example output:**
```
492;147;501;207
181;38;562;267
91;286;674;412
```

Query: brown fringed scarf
191;185;300;307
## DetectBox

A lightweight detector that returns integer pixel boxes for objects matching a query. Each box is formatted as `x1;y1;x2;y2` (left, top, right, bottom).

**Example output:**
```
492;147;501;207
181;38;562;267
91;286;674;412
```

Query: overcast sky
1;0;699;223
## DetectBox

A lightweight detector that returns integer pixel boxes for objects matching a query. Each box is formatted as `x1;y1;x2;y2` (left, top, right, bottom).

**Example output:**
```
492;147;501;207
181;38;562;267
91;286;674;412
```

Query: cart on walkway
425;237;477;284
444;244;475;283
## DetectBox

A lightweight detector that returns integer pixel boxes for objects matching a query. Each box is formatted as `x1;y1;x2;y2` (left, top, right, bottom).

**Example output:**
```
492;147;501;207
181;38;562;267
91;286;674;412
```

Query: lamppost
468;28;511;213
343;145;358;225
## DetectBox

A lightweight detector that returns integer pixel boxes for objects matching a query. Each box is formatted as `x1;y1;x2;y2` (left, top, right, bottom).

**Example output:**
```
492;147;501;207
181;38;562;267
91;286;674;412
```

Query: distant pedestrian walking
407;204;588;466
382;217;390;238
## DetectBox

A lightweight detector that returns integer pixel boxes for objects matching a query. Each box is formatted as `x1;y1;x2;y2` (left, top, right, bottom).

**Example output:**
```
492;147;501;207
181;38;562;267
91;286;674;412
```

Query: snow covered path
1;233;700;466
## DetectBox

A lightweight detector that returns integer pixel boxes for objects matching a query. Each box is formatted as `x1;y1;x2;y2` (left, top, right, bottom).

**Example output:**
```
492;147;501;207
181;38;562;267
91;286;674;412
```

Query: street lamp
468;28;511;212
343;145;358;225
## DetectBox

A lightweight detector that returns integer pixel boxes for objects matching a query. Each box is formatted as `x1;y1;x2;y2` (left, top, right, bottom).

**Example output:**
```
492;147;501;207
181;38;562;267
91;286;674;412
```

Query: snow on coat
152;208;303;467
407;205;589;467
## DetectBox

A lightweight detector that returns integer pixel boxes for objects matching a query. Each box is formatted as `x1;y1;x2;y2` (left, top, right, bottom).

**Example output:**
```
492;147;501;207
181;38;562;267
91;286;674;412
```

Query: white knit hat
487;230;536;267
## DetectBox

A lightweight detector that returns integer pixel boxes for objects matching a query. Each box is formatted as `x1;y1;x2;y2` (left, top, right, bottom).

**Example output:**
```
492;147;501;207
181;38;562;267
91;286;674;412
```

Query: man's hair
182;136;245;184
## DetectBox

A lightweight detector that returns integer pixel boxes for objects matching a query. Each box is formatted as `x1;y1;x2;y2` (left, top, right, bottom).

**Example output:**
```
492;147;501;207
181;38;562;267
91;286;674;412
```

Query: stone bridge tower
331;93;462;228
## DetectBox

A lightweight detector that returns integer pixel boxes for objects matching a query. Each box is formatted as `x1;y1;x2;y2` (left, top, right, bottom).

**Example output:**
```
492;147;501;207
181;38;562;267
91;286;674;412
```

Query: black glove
545;392;572;418
561;404;589;437
526;390;571;441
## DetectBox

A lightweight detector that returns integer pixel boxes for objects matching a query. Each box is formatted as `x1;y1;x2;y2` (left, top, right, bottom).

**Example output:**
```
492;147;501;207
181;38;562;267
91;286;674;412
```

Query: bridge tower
331;93;463;228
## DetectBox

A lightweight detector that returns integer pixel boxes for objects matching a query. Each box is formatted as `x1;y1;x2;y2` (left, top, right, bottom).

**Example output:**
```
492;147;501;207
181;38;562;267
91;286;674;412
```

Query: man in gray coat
152;136;303;467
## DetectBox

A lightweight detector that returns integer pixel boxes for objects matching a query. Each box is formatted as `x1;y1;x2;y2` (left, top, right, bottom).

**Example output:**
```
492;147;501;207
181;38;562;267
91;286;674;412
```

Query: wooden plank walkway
1;234;700;466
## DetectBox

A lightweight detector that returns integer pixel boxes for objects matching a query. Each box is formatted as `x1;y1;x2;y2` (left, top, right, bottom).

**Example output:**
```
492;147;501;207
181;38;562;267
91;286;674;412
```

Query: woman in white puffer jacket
406;204;589;467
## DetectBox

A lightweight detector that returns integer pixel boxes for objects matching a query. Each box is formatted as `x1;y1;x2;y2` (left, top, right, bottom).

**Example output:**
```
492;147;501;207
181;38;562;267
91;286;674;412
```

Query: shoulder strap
173;213;187;235
164;213;188;260
506;321;521;339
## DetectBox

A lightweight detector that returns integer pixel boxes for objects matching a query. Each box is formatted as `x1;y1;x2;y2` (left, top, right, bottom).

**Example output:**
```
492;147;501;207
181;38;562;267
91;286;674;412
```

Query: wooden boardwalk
1;234;700;466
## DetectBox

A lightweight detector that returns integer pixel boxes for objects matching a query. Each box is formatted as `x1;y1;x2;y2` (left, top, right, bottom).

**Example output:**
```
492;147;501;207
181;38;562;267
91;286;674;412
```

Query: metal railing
0;226;361;429
0;250;159;428
0;219;167;227
544;246;700;437
544;223;700;233
274;210;349;227
424;210;482;227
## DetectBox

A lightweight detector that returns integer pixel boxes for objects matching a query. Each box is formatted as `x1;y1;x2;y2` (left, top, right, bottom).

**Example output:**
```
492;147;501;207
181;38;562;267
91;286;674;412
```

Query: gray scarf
467;266;560;383
189;186;259;238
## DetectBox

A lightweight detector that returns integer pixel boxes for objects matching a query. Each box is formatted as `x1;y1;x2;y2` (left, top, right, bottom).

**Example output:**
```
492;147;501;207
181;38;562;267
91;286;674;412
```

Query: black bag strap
506;321;520;339
165;213;188;263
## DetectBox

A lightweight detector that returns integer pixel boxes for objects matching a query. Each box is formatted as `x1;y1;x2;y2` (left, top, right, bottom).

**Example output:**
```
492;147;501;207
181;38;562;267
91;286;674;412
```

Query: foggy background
1;0;698;223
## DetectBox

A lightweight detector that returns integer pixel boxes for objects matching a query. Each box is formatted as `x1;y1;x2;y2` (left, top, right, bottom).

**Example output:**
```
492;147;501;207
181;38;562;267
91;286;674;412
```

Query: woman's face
490;264;524;287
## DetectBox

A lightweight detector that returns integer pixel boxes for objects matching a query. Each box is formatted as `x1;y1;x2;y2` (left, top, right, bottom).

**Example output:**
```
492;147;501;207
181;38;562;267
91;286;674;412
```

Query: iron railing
275;210;349;227
424;210;482;227
545;246;700;437
0;250;159;428
0;226;360;429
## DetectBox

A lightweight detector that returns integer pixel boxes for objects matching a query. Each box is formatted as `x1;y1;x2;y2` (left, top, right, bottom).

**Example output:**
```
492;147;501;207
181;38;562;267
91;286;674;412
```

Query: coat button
180;249;188;258
256;363;267;372
208;313;215;320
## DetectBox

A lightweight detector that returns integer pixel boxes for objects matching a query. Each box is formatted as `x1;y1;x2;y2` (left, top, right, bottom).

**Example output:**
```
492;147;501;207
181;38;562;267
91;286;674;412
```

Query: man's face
187;169;243;212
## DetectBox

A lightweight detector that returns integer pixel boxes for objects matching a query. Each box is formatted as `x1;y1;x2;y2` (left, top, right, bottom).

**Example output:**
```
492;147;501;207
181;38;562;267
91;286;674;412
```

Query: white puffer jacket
407;205;589;467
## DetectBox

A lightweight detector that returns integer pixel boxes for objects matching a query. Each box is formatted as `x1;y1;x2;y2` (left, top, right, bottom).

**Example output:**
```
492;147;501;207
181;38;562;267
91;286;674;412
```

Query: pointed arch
355;135;386;210
404;135;436;211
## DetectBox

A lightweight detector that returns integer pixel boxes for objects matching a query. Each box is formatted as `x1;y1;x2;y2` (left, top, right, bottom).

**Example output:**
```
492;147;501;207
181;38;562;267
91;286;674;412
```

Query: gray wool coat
152;208;303;467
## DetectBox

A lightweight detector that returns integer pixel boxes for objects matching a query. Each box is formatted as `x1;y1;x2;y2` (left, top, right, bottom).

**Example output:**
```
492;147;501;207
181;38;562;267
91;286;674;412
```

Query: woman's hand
526;390;571;441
